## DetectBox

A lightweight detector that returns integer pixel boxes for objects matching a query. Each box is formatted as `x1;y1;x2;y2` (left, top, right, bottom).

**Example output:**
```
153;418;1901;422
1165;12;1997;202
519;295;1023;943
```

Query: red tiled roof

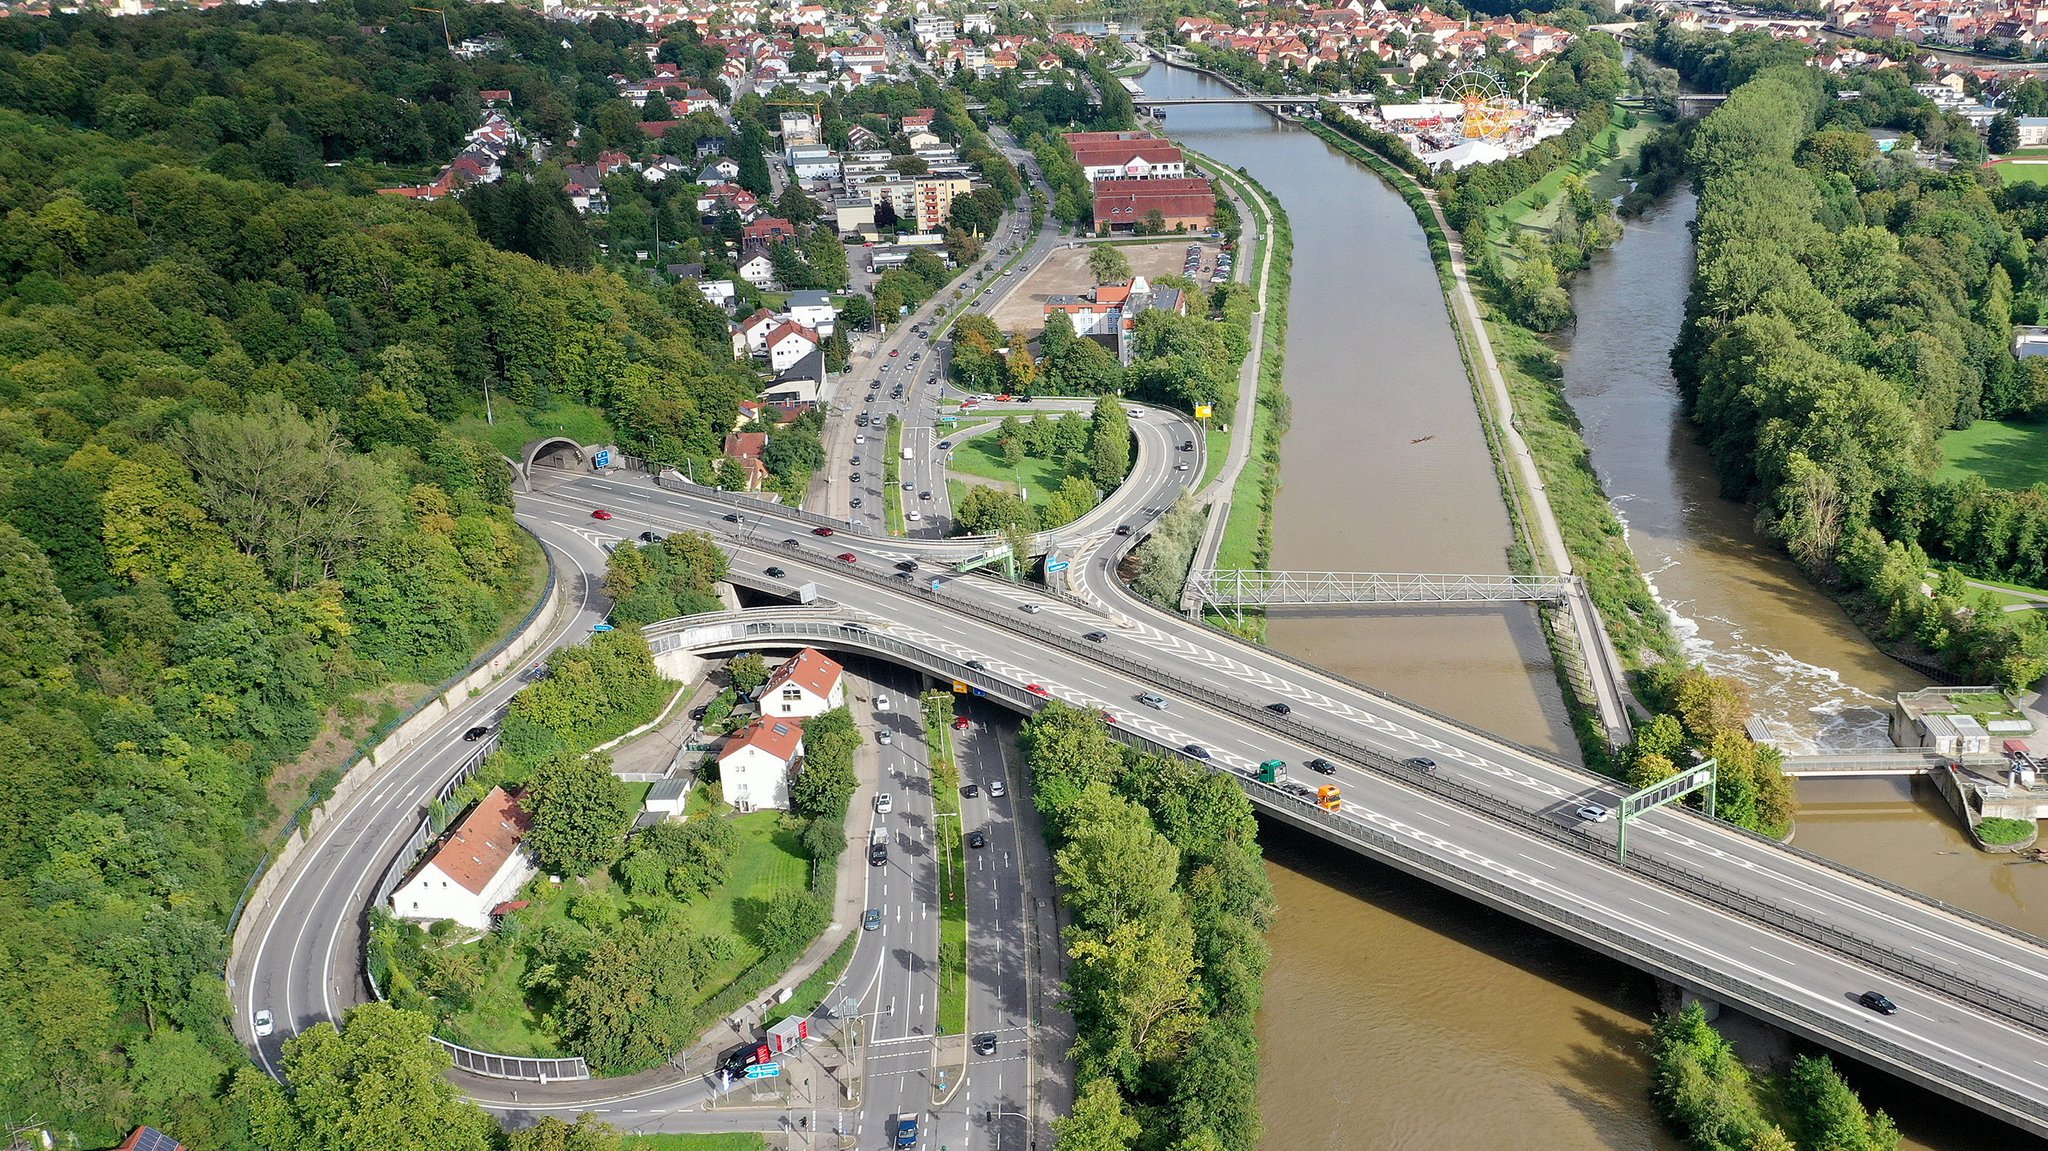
725;431;768;459
423;787;529;895
1091;178;1217;224
763;647;842;699
721;718;805;764
765;320;819;348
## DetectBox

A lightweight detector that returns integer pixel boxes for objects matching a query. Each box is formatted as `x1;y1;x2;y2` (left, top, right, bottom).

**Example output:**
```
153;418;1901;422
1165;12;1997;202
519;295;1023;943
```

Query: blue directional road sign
593;449;611;469
1045;559;1070;573
745;1062;782;1080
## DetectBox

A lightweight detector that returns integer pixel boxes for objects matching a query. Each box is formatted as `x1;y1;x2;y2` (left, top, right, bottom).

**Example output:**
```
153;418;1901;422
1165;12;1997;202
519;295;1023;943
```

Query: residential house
738;248;778;289
742;216;799;245
737;308;782;354
719;719;805;812
1044;276;1188;364
758;647;846;716
700;157;742;183
388;787;534;931
722;430;770;490
1090;177;1216;232
1065;133;1187;181
764;320;821;371
698;278;739;312
785;290;839;335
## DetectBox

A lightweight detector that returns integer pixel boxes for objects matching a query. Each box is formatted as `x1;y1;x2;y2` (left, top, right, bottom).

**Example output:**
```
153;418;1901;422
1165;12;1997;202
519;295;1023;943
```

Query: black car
937;440;953;450
1404;756;1437;772
966;659;987;670
966;830;987;850
690;705;709;721
897;559;920;571
1859;991;1899;1015
1180;440;1196;452
1265;701;1293;715
962;783;981;798
765;566;786;578
783;538;800;547
1084;630;1108;642
974;1033;997;1056
1182;744;1211;760
722;513;741;523
463;725;491;742
1307;757;1338;775
870;840;888;866
638;530;661;543
1115;525;1133;536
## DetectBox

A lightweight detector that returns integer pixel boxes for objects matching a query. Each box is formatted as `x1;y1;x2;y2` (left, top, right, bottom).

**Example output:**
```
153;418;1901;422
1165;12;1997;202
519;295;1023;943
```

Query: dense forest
1678;65;2048;688
0;2;777;1144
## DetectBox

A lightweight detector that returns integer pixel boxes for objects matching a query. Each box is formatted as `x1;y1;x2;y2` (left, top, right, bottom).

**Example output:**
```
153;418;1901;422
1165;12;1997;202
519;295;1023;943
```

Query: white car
876;695;892;712
989;779;1007;798
879;729;894;745
875;793;894;813
1575;804;1612;823
254;1010;275;1038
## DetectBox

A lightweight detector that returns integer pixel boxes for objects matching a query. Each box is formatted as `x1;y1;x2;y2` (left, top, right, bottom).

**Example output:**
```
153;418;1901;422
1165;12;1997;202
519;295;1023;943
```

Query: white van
901;447;913;461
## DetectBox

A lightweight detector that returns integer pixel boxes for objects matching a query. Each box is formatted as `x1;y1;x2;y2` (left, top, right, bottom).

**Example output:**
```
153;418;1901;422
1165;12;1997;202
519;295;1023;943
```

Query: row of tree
1651;1002;1900;1151
1676;65;2048;689
1022;704;1274;1151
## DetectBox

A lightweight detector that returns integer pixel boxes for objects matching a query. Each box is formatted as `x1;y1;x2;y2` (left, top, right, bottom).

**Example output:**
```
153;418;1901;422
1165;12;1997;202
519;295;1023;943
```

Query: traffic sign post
1045;559;1069;573
593;449;611;469
745;1062;783;1080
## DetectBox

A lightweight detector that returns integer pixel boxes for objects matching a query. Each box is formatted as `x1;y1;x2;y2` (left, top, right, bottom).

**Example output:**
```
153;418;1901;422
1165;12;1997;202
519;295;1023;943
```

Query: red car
837;552;858;563
994;394;1012;402
1025;683;1050;698
889;349;900;357
590;509;613;520
951;715;971;731
960;399;980;409
1101;711;1120;724
813;526;835;537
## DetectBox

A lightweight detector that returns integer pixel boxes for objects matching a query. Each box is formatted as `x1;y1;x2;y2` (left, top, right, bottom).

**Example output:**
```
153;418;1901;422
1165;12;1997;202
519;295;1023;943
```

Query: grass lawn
1995;163;2048;186
1487;111;1665;271
623;1136;768;1151
920;697;968;1036
1945;690;2027;726
435;810;810;1057
884;418;906;536
1937;568;2048;607
1203;424;1230;491
1213;411;1271;571
1937;415;2048;488
448;400;616;459
945;435;1077;510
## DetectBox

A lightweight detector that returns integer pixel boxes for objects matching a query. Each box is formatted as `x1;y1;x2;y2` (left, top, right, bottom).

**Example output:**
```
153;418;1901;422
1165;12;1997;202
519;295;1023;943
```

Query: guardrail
437;1039;589;1083
638;604;2048;1132
650;562;2048;1033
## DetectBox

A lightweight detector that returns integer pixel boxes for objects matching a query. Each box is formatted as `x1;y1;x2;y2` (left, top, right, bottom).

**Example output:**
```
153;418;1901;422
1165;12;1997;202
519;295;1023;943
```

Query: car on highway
1182;744;1211;760
1115;524;1133;536
1180;440;1196;451
851;455;863;465
850;497;863;509
870;835;889;867
875;793;894;813
1575;803;1612;823
722;513;741;523
989;779;1006;797
1020;603;1041;614
897;559;920;571
855;435;866;443
783;538;800;546
1084;630;1108;642
813;526;835;536
1139;693;1169;710
878;729;893;745
1859;991;1899;1015
837;552;858;563
920;492;934;501
974;1033;998;1056
967;829;987;849
765;566;786;578
1175;462;1190;472
889;348;900;357
590;623;614;632
254;1009;275;1038
463;725;491;742
850;473;862;483
966;660;986;670
1307;757;1339;775
1404;756;1437;772
639;531;662;543
902;480;915;490
962;782;979;798
876;695;891;711
1025;683;1050;697
864;908;883;931
937;440;953;450
1266;701;1292;715
894;1114;919;1148
1101;710;1120;724
590;508;612;520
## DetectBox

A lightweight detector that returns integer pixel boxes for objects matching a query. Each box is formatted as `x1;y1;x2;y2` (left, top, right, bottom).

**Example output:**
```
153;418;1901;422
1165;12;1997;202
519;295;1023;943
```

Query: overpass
234;425;2048;1139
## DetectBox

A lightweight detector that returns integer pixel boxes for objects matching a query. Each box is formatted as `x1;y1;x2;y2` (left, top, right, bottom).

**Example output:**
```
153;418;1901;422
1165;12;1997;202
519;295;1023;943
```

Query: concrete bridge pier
1678;986;1723;1022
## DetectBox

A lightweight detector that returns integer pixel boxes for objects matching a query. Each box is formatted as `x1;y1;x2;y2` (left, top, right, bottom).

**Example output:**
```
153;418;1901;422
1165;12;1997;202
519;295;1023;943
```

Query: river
1143;59;2045;1151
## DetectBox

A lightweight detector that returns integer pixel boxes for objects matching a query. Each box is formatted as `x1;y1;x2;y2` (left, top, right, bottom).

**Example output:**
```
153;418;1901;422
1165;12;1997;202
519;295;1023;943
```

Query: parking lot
983;238;1228;333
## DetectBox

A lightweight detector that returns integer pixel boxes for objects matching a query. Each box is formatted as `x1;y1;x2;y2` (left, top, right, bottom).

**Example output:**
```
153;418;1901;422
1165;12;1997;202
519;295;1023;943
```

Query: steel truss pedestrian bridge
1185;569;1581;614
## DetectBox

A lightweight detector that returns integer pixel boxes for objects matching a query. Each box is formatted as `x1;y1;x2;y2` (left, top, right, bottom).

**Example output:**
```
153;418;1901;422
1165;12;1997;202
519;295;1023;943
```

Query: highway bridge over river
233;420;2048;1138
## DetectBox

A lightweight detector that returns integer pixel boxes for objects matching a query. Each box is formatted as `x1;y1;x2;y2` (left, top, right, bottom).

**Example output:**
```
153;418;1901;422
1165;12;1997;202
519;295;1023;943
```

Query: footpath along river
1144;59;2044;1150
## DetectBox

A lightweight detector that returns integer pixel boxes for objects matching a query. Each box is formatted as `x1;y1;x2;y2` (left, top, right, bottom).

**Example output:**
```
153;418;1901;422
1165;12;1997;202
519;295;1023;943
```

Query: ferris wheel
1436;68;1516;141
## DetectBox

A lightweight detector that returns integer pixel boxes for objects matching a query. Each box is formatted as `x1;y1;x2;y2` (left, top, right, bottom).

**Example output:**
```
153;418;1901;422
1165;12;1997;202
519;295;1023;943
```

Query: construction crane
412;6;452;52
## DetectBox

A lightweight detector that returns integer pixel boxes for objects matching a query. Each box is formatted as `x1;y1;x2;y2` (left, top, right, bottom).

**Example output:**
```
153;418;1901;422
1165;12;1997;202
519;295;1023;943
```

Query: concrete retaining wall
229;557;566;962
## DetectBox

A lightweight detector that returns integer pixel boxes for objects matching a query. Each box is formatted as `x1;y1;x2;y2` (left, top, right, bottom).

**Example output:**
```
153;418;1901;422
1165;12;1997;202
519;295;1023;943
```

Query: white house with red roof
389;787;534;931
737;307;782;355
764;320;821;371
720;719;806;811
758;647;846;717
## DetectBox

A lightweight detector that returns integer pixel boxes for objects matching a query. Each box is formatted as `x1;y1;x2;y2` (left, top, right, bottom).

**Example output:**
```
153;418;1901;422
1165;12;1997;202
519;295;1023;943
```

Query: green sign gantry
1616;759;1717;865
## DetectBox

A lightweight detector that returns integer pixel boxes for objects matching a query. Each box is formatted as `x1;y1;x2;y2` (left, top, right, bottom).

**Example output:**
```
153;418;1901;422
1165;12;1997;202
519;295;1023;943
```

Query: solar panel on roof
129;1128;186;1151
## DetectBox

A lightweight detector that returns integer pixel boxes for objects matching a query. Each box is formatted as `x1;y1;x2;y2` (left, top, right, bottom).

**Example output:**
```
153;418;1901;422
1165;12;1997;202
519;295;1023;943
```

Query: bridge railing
639;601;2048;1125
1185;568;1580;606
436;1040;589;1083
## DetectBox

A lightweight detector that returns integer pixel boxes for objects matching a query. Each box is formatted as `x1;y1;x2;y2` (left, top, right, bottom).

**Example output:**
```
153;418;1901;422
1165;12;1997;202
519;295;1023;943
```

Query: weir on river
1141;59;2043;1151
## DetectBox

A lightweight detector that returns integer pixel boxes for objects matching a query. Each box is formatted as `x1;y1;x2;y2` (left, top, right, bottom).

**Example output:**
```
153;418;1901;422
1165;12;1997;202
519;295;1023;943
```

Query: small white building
764;321;821;371
785;290;839;336
645;776;690;818
389;787;534;931
698;278;738;312
739;251;777;289
758;647;846;717
720;719;806;812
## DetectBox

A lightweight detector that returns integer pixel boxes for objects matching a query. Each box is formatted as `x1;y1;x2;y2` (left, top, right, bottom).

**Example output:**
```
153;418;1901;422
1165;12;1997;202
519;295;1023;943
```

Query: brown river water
1143;60;2048;1150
